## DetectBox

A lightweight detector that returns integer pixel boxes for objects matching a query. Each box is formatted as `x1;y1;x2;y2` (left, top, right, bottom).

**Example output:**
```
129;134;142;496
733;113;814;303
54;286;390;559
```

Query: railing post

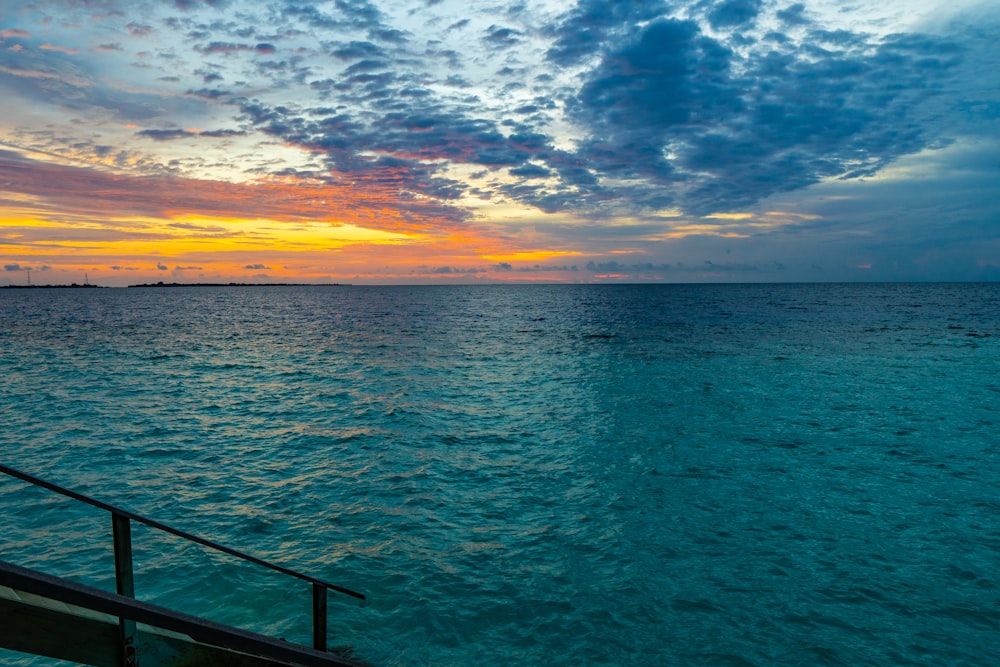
312;583;327;652
0;465;366;660
112;512;139;667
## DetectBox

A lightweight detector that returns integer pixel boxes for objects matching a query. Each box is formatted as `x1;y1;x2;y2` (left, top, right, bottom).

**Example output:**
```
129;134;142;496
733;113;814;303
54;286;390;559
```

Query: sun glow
168;216;418;245
480;250;582;262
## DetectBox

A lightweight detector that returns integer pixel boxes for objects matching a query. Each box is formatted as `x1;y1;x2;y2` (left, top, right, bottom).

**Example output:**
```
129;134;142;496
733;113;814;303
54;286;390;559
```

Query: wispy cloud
39;43;80;55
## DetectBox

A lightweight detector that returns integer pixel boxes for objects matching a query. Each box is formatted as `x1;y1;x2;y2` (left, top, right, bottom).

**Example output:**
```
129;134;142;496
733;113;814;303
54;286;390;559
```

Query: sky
1;0;998;285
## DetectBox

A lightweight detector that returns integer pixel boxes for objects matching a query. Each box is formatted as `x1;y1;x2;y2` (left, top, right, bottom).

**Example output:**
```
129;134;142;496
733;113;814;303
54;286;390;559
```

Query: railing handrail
0;463;364;601
0;559;371;667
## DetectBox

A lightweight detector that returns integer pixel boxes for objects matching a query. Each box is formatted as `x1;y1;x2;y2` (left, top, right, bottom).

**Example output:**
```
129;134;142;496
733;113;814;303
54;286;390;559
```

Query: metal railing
0;463;364;665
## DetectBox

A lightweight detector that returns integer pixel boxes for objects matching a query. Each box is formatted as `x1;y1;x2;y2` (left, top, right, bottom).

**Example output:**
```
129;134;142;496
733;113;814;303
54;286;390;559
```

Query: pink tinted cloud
0;150;467;235
40;43;80;55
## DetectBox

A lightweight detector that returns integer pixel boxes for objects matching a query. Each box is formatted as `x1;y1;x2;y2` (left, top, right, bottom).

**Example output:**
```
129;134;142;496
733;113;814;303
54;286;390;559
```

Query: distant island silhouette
1;283;107;289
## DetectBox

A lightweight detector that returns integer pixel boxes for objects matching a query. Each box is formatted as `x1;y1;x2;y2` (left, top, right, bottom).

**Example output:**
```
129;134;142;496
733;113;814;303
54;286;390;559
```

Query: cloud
39;44;80;55
674;32;964;212
552;11;971;216
484;25;522;47
546;0;666;66
136;128;245;140
369;28;407;44
175;0;232;9
776;3;809;26
499;263;581;273
126;22;153;37
705;0;763;29
0;148;467;234
197;128;245;137
234;97;552;206
196;41;275;55
573;19;737;180
509;164;552;179
279;0;389;33
0;41;206;123
586;261;673;273
329;40;385;60
137;129;196;141
244;263;271;269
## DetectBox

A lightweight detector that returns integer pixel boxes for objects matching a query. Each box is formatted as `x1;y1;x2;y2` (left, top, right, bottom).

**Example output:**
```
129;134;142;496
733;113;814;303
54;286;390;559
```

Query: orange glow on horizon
1;146;822;285
480;250;581;262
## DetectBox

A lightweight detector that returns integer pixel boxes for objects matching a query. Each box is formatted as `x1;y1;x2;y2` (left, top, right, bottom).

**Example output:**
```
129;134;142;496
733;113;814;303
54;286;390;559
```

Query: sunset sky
1;0;998;285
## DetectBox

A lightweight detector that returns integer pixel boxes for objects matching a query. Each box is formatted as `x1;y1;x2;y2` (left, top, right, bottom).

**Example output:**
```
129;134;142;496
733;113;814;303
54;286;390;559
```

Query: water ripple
2;284;1000;665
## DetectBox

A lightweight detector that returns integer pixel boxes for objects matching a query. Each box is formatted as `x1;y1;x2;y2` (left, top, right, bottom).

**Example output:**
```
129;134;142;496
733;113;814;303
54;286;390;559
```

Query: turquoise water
2;283;1000;665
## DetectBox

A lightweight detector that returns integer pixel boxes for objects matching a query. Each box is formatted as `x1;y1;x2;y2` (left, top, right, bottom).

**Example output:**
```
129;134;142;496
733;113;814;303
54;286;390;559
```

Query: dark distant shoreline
1;284;107;289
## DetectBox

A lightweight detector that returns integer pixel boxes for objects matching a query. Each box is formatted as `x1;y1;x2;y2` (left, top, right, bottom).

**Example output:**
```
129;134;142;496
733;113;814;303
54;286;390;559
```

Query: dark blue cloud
543;9;970;216
126;22;154;37
808;29;866;48
705;0;763;29
197;68;223;83
369;27;408;43
278;3;349;30
576;20;737;130
484;25;522;47
136;128;245;140
277;0;394;38
175;0;232;9
196;41;275;55
334;0;384;28
545;0;668;66
561;18;738;202
197;128;246;137
776;3;809;26
344;59;388;74
587;261;674;273
329;40;385;60
509;164;551;178
137;129;196;141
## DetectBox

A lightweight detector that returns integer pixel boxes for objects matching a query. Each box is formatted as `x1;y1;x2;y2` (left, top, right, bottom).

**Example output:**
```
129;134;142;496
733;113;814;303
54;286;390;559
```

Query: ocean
2;283;999;666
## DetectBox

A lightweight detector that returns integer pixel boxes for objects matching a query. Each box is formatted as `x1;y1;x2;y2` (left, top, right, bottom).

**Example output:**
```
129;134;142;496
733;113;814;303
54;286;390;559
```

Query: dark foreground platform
0;560;370;667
